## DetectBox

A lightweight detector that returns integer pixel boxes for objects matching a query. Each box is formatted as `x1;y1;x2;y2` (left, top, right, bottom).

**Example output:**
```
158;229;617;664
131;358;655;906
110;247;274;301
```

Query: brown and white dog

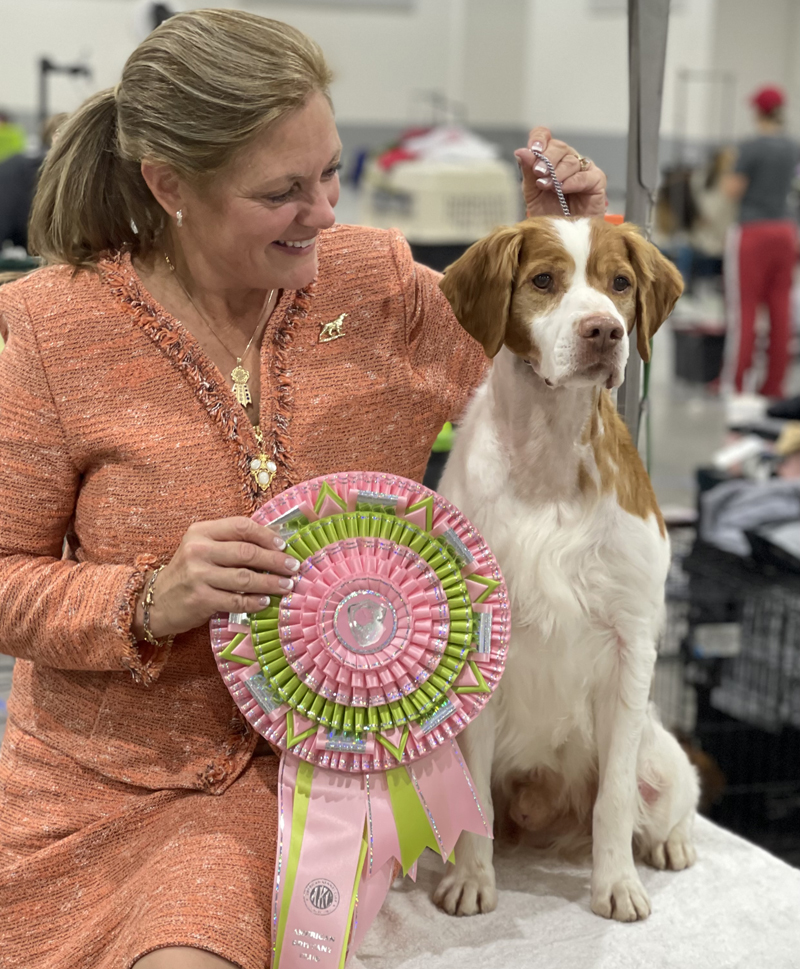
432;216;699;922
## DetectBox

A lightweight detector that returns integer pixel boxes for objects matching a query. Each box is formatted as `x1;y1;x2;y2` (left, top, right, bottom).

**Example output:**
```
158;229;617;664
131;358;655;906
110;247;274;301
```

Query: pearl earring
176;209;183;227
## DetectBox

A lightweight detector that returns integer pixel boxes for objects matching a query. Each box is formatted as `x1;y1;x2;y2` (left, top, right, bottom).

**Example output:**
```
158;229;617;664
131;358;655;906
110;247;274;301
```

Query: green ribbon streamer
273;759;315;966
386;765;442;874
339;834;370;969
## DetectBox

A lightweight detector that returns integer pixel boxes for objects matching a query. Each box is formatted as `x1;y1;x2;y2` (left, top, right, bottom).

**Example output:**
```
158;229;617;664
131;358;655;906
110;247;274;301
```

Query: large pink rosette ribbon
212;472;510;967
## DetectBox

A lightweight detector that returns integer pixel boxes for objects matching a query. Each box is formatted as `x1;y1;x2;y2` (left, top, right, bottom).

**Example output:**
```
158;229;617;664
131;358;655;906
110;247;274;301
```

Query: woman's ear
140;161;184;220
619;225;684;363
439;225;524;358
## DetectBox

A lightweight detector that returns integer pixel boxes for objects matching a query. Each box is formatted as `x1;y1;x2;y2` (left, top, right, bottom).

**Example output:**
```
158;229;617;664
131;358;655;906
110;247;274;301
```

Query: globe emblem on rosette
212;472;510;771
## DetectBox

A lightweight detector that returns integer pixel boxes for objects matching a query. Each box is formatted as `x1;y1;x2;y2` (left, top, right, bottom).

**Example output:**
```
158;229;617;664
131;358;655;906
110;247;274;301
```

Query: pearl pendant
251;454;277;490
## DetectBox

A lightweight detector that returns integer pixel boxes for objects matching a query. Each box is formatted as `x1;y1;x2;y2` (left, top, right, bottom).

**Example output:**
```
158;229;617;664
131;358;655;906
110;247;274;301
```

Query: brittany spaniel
433;216;699;922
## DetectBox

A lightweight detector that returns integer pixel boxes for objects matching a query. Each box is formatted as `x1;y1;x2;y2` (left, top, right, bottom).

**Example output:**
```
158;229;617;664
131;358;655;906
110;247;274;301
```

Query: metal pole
38;58;50;131
618;0;672;443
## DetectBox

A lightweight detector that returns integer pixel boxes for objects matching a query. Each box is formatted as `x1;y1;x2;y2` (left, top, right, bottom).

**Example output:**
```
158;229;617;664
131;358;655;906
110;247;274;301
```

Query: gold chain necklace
164;252;275;408
164;252;277;491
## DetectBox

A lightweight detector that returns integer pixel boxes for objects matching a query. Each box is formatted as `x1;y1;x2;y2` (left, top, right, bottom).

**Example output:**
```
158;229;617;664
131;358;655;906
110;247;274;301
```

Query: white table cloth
354;817;800;969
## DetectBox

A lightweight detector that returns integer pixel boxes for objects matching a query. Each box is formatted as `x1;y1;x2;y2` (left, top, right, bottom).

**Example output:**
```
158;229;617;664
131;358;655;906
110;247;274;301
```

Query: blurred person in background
690;147;737;282
0;10;607;969
722;86;800;399
0;111;26;163
0;113;68;250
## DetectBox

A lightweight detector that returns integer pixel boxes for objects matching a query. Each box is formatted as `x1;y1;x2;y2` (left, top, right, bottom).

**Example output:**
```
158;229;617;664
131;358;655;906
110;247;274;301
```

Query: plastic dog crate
359;159;522;245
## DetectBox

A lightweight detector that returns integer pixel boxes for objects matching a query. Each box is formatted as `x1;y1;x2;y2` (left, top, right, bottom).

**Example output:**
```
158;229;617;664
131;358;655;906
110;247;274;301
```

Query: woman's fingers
559;168;607;196
518;127;608;218
205;564;297;598
194;516;286;551
526;126;552;152
205;540;300;577
205;587;290;618
551;153;583;186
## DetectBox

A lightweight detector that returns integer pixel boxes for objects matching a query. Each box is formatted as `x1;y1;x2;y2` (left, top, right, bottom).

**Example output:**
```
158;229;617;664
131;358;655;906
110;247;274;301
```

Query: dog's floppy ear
439;225;524;358
618;224;684;363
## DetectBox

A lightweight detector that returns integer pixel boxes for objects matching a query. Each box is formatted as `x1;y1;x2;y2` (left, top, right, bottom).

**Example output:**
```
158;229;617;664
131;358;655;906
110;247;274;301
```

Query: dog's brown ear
439;225;524;358
618;224;684;363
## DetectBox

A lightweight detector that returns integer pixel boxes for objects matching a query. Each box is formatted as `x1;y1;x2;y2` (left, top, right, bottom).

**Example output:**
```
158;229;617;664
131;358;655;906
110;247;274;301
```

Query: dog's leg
590;636;655;922
433;704;497;916
636;714;699;871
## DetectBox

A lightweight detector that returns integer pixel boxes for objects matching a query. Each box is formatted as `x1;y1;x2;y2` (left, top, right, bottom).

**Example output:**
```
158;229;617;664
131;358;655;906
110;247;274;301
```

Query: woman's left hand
515;126;608;218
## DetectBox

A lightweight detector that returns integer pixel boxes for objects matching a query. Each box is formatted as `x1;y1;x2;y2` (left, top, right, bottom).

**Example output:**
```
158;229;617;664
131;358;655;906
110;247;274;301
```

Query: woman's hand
515;126;608;218
133;516;299;641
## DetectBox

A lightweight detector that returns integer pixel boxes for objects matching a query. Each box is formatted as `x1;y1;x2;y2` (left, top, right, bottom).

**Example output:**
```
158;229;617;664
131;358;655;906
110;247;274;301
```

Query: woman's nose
300;183;337;231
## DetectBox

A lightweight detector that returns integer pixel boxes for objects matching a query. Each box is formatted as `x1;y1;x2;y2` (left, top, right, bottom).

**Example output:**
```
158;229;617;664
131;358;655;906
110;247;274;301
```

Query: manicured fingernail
258;596;271;607
533;160;548;175
531;140;544;152
278;578;294;591
272;536;286;550
536;177;552;188
285;557;300;572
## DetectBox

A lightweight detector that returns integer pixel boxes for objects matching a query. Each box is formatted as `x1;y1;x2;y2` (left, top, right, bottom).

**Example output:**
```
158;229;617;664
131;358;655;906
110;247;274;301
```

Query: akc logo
303;879;340;916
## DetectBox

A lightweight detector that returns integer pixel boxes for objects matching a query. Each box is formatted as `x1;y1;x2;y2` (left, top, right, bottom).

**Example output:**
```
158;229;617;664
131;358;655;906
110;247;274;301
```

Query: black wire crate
677;539;800;863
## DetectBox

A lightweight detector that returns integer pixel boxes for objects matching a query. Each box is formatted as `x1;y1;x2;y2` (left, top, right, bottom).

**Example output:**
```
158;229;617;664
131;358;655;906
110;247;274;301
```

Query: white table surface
354;817;800;969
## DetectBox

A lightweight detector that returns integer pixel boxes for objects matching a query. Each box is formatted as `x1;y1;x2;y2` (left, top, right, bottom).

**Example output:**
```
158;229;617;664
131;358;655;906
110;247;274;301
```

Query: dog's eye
613;276;631;292
532;273;552;290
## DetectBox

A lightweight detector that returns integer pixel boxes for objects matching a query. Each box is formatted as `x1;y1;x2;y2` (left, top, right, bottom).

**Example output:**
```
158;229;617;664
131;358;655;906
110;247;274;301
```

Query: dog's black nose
578;315;624;352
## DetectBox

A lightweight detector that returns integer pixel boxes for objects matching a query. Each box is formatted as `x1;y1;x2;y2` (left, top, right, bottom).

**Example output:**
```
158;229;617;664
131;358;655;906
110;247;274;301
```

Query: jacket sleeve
0;285;168;683
389;232;490;425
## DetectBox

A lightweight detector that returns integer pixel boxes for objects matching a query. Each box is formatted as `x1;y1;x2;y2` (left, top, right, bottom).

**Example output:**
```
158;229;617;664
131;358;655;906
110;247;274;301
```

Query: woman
0;10;607;969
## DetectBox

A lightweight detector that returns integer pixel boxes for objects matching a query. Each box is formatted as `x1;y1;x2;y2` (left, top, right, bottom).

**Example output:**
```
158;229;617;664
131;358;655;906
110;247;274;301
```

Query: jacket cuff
116;553;172;686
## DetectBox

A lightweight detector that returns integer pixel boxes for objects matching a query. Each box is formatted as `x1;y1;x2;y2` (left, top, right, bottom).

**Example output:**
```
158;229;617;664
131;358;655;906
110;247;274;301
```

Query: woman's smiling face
175;91;341;291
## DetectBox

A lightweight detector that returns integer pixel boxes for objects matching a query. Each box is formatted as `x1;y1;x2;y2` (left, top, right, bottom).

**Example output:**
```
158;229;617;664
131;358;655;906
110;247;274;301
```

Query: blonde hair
29;9;333;266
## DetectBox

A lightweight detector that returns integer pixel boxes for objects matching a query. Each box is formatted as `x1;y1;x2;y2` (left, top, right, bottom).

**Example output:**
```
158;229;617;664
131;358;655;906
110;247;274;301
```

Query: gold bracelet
142;566;174;648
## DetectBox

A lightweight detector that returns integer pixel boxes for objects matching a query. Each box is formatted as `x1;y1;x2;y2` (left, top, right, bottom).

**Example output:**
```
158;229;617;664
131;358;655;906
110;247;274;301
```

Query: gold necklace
164;252;275;408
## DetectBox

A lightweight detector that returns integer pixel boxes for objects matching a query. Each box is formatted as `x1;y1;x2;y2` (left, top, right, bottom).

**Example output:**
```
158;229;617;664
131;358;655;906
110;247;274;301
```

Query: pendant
251;426;277;491
231;359;252;407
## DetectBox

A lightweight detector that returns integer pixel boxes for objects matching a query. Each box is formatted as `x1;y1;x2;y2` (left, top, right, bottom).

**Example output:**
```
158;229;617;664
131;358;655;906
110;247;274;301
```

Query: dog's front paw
433;863;498;916
591;872;651;922
645;827;697;871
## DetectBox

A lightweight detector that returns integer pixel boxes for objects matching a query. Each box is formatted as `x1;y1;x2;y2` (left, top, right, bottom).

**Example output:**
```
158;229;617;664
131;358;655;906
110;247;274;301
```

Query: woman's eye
532;273;552;290
613;275;631;292
265;164;341;204
265;189;295;204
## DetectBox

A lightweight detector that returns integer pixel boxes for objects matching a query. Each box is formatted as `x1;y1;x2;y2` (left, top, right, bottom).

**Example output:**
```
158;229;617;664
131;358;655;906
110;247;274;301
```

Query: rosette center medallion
337;590;397;653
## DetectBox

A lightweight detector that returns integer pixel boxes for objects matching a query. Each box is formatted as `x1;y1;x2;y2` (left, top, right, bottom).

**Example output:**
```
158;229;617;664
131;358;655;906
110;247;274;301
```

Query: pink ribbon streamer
279;763;367;968
409;740;491;857
273;742;491;967
364;771;402;878
347;859;396;957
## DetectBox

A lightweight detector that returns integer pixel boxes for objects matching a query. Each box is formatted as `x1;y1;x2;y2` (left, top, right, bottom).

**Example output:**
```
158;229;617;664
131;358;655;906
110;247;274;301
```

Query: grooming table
353;817;800;968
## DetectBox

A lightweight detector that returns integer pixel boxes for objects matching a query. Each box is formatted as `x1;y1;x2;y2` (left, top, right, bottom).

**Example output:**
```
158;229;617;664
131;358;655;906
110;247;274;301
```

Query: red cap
752;86;785;114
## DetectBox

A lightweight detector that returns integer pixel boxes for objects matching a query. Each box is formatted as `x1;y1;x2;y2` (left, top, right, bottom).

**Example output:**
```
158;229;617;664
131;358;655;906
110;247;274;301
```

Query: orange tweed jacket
0;224;487;794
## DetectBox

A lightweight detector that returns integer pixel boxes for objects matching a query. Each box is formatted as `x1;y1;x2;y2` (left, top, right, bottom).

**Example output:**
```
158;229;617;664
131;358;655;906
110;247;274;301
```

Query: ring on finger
578;156;591;172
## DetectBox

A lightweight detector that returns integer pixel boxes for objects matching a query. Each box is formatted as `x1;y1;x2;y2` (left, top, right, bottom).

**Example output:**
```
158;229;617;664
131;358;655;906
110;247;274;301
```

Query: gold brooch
319;313;347;343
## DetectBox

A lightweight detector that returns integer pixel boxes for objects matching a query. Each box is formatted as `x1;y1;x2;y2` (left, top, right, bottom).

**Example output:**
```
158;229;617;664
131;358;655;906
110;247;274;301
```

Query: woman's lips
271;237;317;256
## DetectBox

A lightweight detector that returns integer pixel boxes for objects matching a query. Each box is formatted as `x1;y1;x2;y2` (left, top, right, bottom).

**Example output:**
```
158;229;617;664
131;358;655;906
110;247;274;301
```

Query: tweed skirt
0;720;279;968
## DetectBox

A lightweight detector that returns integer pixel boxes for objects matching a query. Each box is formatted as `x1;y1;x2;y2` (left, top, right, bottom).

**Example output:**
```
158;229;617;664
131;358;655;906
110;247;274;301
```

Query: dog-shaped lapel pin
319;312;347;343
